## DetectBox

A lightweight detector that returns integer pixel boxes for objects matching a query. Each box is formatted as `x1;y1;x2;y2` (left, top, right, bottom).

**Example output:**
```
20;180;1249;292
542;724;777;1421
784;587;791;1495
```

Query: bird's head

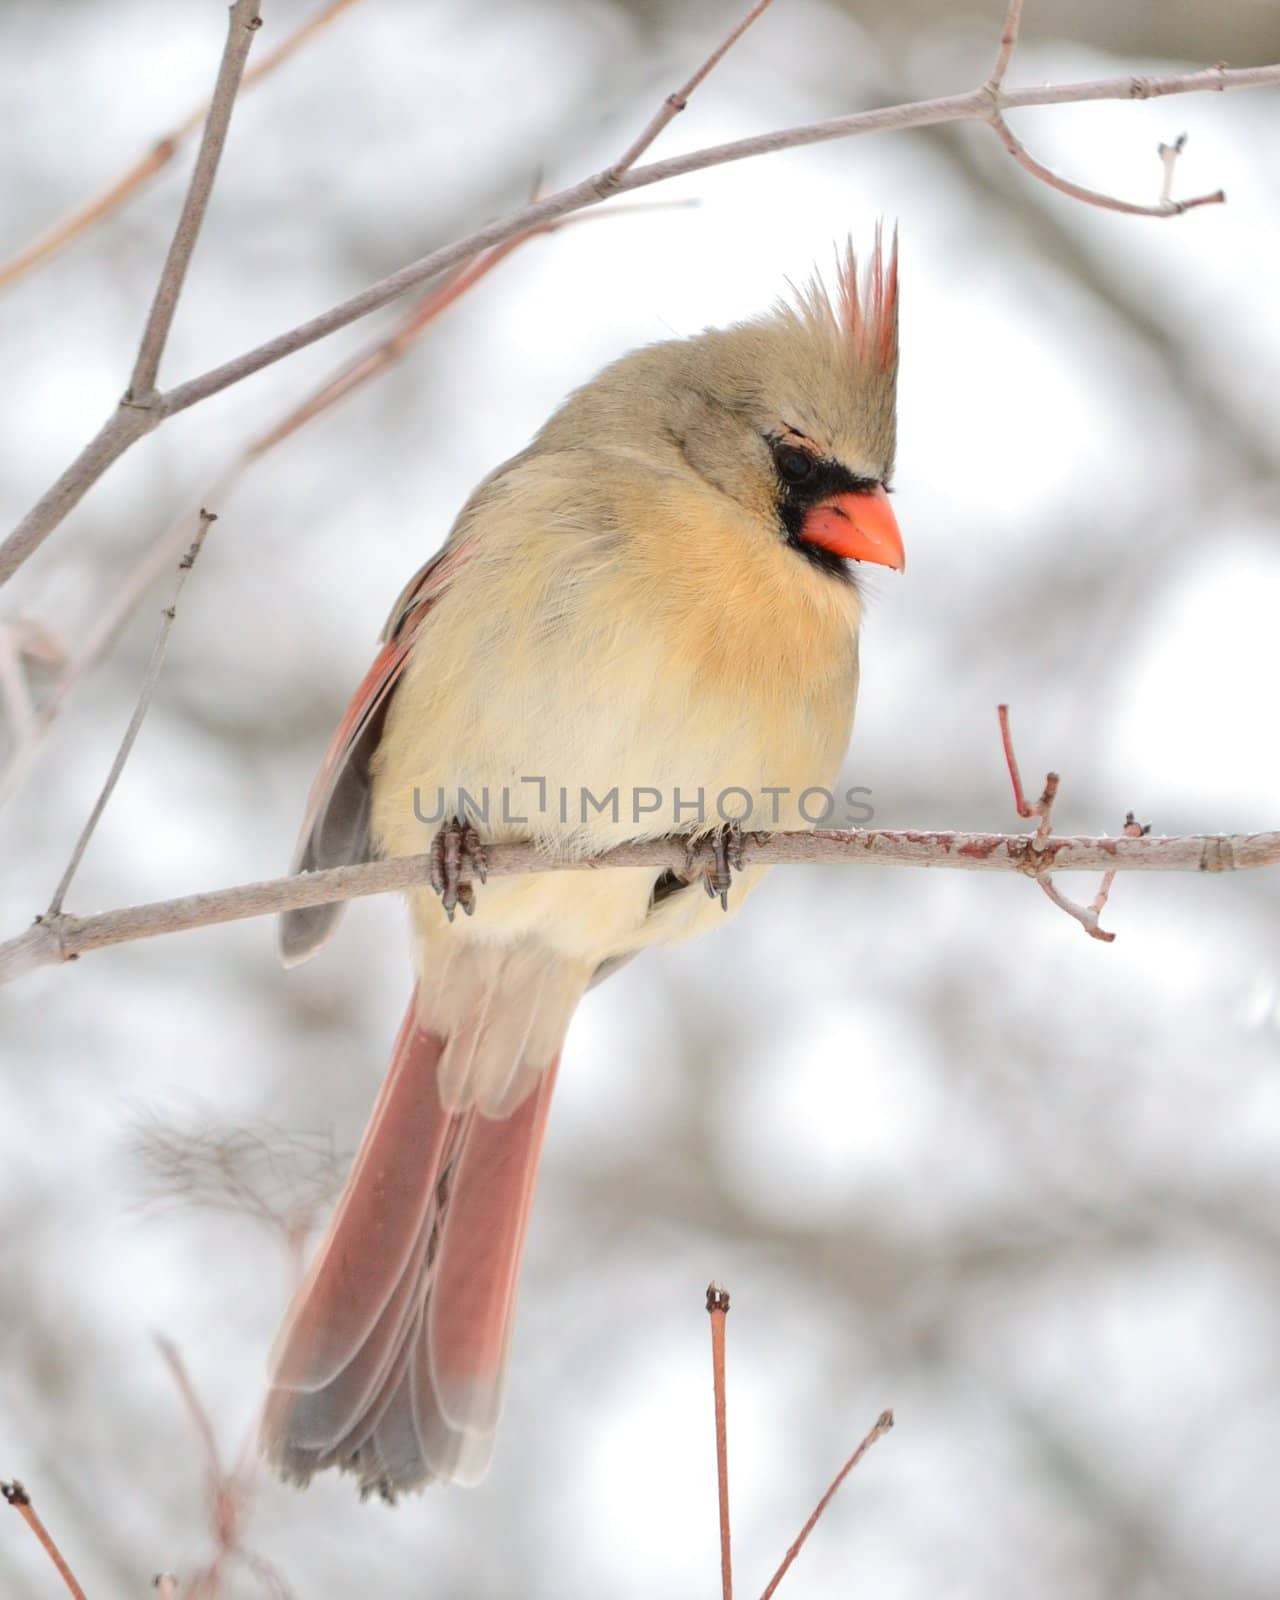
675;230;902;580
542;230;902;583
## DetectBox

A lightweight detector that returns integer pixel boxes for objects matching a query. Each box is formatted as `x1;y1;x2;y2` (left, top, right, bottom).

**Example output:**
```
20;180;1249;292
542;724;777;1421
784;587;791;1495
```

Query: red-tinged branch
707;1284;733;1600
758;1410;895;1600
998;706;1157;941
1;1482;90;1600
0;826;1276;986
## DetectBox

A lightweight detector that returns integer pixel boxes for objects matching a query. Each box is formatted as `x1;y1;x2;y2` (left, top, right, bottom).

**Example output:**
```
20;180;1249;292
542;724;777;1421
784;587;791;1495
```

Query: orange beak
800;486;905;572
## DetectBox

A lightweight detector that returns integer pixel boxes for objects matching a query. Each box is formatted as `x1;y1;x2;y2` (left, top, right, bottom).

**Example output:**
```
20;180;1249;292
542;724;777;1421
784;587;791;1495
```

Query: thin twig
156;1337;225;1484
1158;132;1189;205
986;0;1024;93
2;55;1277;585
45;510;216;915
126;0;263;401
998;705;1153;941
606;0;778;180
997;702;1033;818
981;0;1222;215
0;0;367;294
997;703;1059;849
1037;875;1116;942
155;1338;294;1600
758;1410;895;1600
707;1284;733;1600
1038;809;1150;943
1;824;1275;986
1091;812;1150;920
1;1481;90;1600
988;111;1224;217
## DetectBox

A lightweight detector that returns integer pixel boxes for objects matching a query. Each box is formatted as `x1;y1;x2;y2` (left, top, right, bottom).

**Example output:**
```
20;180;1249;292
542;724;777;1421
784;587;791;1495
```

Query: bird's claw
684;822;745;912
429;819;488;922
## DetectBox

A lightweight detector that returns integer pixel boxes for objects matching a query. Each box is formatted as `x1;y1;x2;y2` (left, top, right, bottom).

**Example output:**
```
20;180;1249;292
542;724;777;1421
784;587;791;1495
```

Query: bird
260;232;903;1500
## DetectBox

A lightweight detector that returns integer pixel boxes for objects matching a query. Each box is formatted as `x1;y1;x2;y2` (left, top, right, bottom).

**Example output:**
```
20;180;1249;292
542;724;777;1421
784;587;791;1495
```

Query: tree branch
45;510;217;917
759;1409;895;1600
1;826;1275;987
997;705;1161;941
982;0;1224;216
988;112;1224;217
1;1482;89;1600
605;0;778;183
2;40;1276;586
986;0;1024;94
707;1284;733;1600
126;0;263;402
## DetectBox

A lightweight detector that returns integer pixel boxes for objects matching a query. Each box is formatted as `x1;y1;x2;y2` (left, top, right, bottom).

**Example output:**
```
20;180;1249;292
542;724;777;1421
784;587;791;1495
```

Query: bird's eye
775;445;814;485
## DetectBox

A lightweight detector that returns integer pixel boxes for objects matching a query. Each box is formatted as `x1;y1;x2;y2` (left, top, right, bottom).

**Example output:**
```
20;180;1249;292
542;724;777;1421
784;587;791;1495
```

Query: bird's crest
786;223;899;375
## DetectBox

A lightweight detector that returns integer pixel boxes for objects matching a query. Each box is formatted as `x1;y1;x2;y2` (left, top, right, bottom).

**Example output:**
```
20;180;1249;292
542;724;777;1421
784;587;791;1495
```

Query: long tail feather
261;986;562;1499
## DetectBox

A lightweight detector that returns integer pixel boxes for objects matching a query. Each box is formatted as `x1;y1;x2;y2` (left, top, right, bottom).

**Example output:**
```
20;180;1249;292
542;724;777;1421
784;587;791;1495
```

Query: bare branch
997;706;1160;941
606;0;778;182
2;406;158;584
157;1336;226;1485
1;1481;90;1600
978;0;1217;218
126;0;263;401
986;0;1024;94
0;0;366;294
2;52;1276;586
988;110;1224;217
155;1339;295;1600
758;1410;895;1600
146;62;1280;420
45;510;217;916
707;1284;733;1600
1037;874;1114;943
1;824;1275;987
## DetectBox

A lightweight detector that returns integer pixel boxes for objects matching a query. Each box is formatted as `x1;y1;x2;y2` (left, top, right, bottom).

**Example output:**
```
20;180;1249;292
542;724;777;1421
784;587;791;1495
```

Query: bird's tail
260;976;566;1499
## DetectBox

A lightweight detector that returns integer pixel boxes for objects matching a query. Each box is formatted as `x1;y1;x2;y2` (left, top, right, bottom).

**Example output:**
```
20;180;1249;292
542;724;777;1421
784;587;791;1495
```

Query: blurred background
2;0;1279;1595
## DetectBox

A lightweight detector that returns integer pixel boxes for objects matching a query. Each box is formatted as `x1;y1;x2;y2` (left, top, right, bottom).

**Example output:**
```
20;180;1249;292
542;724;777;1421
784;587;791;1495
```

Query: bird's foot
429;818;488;921
684;822;746;912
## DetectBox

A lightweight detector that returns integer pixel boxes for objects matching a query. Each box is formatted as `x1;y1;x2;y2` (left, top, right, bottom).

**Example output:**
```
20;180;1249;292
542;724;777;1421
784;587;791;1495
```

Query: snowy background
1;1;1279;1595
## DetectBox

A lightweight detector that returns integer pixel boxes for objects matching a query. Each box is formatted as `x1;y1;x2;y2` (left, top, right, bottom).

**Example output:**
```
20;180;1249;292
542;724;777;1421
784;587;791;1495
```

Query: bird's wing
278;541;474;968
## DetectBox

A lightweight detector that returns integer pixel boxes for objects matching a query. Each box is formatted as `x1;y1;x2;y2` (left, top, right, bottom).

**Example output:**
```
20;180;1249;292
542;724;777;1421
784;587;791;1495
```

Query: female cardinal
261;235;903;1499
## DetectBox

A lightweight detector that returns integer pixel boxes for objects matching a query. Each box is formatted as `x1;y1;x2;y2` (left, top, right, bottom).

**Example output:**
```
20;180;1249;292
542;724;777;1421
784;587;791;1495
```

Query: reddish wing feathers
277;541;473;966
